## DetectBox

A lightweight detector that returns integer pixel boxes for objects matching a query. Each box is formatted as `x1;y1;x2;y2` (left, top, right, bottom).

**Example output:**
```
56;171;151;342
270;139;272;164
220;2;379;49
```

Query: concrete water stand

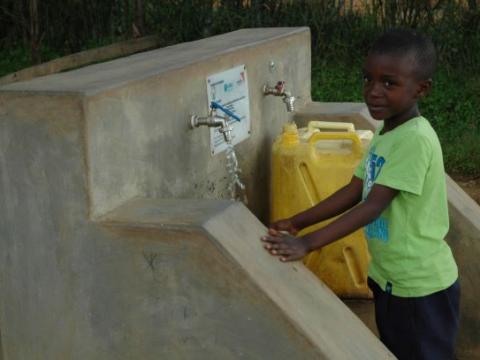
0;28;478;359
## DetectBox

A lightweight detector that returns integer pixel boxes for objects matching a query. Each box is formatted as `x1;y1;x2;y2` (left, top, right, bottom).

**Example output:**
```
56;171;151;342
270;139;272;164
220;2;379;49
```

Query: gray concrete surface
445;177;480;358
102;198;394;359
97;199;328;359
0;28;394;359
1;27;311;222
295;102;480;359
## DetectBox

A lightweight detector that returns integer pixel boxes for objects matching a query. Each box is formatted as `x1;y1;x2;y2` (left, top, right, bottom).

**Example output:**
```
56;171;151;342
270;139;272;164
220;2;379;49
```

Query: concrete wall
0;29;394;359
2;28;311;222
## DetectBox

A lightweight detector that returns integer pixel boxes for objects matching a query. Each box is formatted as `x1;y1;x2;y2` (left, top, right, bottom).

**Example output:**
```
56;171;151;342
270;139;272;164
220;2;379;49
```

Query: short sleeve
375;133;432;195
354;151;367;180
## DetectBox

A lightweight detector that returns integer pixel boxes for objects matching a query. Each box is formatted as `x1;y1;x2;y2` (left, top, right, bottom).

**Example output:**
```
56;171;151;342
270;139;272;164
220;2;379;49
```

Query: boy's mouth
366;104;388;119
367;104;388;115
367;103;386;111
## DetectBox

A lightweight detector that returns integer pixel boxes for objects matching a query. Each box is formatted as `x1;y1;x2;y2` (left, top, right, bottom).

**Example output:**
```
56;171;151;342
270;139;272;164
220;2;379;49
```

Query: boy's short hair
369;28;436;80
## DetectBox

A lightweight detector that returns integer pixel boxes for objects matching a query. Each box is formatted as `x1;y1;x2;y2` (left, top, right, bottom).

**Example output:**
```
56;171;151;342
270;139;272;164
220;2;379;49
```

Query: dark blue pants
368;278;460;360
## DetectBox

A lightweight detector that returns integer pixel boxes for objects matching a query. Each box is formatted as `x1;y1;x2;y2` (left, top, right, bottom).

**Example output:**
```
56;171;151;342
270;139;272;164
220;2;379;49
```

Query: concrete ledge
0;35;163;86
445;176;480;357
0;28;310;96
446;176;480;229
295;101;375;129
98;197;234;230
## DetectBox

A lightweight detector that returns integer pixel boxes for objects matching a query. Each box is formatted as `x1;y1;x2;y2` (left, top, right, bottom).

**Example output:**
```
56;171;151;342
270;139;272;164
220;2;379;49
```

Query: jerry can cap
281;122;299;145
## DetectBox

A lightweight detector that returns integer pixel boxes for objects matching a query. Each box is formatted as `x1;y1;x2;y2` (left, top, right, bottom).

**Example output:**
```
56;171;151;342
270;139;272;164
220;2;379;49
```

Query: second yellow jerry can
270;121;373;298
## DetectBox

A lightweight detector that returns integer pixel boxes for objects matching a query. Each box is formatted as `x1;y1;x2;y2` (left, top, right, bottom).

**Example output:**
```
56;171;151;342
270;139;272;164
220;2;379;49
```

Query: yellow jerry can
270;121;373;298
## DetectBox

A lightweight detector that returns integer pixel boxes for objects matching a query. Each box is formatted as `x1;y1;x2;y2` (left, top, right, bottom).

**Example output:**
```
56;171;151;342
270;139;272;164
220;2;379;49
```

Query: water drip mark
143;251;158;272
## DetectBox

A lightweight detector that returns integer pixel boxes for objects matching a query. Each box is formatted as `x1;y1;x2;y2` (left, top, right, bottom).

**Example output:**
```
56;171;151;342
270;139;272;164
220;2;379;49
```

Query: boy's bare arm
263;183;398;261
303;183;398;249
288;176;364;231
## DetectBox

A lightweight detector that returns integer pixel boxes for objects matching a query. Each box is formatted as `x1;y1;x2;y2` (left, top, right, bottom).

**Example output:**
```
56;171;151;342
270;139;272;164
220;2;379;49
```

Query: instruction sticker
206;65;251;155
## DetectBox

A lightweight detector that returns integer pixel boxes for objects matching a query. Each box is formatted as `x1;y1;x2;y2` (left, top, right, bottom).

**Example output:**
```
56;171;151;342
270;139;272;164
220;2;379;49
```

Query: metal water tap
190;111;233;143
190;102;241;143
263;80;296;112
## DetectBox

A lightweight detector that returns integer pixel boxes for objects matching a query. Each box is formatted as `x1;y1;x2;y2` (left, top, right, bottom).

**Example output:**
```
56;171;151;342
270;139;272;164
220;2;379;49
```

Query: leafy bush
0;46;62;77
311;58;480;176
421;69;480;175
0;48;30;77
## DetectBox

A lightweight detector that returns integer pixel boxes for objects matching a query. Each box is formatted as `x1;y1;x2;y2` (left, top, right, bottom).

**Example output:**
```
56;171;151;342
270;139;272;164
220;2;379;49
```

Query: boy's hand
260;232;310;262
269;218;299;236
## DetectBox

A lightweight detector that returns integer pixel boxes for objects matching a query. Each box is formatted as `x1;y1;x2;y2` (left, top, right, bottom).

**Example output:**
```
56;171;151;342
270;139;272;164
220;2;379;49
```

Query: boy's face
363;52;431;122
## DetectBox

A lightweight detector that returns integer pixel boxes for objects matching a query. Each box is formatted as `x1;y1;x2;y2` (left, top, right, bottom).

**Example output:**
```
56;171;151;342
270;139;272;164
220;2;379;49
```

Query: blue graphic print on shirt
363;146;389;242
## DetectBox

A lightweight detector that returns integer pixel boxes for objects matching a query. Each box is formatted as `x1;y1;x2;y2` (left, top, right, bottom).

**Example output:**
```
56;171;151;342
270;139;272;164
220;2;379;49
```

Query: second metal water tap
263;80;296;112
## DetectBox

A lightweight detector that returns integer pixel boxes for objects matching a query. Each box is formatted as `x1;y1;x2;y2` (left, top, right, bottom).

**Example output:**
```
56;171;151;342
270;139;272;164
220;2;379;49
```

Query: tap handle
210;101;241;122
275;81;286;93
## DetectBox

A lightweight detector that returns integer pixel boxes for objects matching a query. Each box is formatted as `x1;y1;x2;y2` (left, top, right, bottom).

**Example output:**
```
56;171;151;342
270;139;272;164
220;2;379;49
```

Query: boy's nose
366;82;383;99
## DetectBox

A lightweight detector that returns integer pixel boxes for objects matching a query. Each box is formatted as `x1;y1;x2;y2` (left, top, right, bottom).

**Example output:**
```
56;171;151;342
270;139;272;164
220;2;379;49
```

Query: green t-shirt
354;116;458;297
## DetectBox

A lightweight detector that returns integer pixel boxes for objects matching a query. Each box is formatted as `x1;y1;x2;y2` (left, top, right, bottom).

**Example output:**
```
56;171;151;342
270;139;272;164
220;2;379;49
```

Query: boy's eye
384;80;395;87
363;76;370;84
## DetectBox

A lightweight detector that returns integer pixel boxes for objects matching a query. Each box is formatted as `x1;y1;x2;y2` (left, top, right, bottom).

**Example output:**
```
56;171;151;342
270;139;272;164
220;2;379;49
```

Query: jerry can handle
307;121;355;133
308;132;363;156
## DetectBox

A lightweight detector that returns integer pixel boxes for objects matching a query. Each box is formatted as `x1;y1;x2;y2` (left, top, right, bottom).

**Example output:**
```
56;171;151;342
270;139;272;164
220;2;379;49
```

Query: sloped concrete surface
103;198;394;359
203;201;393;359
445;177;480;358
96;199;326;359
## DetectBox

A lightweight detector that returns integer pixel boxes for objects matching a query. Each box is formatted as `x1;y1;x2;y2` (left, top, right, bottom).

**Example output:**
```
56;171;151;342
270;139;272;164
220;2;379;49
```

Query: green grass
0;38;118;78
311;60;363;102
0;46;64;78
0;48;31;78
311;59;480;176
422;69;480;176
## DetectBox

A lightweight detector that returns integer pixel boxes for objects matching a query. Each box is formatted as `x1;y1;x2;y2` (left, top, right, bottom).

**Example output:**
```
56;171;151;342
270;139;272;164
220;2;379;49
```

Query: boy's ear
416;78;433;98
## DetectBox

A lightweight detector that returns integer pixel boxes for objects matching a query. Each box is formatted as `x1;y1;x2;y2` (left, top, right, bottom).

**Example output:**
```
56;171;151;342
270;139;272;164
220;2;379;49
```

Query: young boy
261;29;460;360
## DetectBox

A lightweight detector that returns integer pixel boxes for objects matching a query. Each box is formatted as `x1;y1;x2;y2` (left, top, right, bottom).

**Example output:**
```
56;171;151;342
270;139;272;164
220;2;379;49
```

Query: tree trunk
467;0;477;11
124;0;130;36
29;0;41;64
134;0;145;36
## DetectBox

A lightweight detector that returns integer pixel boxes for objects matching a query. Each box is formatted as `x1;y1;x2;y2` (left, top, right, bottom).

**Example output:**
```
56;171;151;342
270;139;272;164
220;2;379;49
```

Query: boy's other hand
260;232;310;262
269;218;299;236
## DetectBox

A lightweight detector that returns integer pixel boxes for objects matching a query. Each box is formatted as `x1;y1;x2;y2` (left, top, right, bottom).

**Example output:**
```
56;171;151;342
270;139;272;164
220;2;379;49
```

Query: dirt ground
452;175;480;205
